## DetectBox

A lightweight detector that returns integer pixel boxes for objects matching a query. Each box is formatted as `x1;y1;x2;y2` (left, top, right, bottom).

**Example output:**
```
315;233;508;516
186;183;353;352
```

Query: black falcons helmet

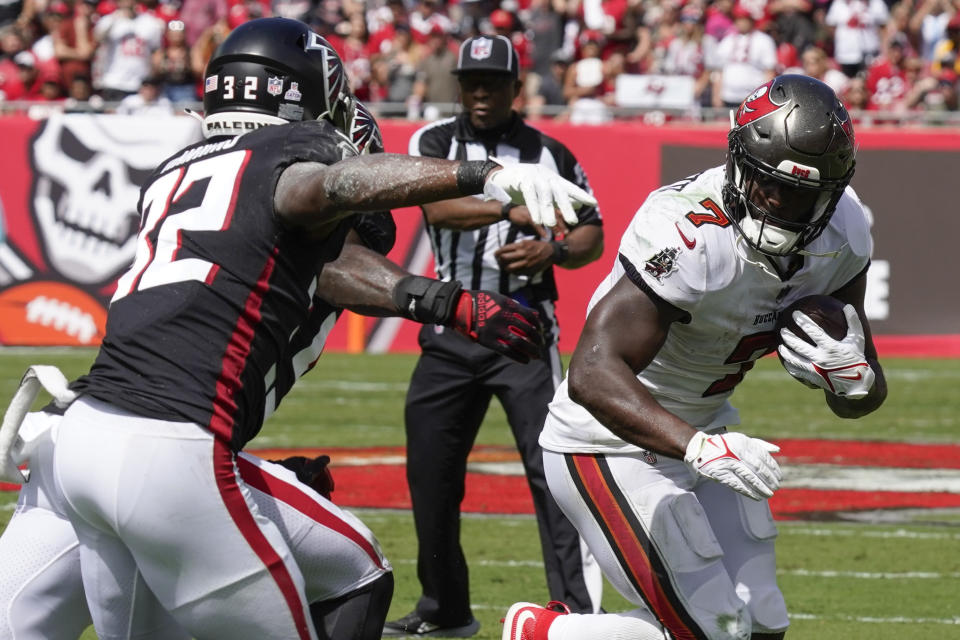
722;74;856;256
202;17;349;137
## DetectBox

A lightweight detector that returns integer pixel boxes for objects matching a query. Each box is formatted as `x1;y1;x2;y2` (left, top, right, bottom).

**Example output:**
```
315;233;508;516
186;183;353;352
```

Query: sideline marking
391;556;960;579
779;568;960;579
781;526;960;540
788;613;960;626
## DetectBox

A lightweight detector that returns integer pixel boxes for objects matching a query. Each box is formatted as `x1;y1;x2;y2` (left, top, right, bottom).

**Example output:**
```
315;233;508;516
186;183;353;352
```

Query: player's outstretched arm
316;240;544;364
274;154;596;238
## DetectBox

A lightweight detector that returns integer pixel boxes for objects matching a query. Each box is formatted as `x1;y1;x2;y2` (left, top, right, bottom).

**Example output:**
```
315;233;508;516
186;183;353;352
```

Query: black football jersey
74;120;360;450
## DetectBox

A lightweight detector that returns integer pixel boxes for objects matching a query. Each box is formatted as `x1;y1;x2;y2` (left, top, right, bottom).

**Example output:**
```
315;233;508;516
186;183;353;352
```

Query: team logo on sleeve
735;81;786;126
644;247;680;283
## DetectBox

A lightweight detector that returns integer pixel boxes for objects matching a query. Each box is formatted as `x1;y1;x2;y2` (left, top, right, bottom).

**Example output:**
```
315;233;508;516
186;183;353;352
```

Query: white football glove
684;431;782;501
482;156;596;228
777;304;875;399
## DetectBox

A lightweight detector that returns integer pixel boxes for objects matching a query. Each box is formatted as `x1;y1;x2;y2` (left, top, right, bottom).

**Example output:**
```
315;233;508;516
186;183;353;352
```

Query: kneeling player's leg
0;504;89;640
239;454;394;639
696;481;789;637
238;453;392;602
543;450;752;640
0;413;90;640
310;571;394;640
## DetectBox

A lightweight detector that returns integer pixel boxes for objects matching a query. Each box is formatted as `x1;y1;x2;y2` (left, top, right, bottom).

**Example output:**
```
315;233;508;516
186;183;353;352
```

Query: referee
383;35;605;638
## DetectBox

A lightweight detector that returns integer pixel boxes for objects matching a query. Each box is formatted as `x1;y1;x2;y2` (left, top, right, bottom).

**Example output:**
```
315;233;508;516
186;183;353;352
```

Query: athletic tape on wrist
455;159;499;194
392;276;463;324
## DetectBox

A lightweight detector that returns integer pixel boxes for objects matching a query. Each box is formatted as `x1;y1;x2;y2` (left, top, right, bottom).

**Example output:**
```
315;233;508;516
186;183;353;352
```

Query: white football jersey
540;166;873;454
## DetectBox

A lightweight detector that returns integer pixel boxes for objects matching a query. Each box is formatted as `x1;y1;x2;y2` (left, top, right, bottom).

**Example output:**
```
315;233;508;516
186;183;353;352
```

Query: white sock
549;609;668;640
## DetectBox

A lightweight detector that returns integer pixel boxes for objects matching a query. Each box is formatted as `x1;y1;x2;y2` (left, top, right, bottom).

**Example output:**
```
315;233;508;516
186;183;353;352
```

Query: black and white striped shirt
408;113;602;303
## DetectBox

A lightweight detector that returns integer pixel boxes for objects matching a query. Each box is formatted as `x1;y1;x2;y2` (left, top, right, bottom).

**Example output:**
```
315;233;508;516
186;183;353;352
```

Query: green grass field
1;348;959;639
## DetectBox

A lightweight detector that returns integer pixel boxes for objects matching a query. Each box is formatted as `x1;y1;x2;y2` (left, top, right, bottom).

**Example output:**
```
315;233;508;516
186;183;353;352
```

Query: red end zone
5;439;958;520
254;439;960;521
874;335;960;358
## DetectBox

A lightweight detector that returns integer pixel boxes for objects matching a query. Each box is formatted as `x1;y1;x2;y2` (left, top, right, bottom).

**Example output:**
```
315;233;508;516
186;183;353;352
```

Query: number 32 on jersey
113;150;251;302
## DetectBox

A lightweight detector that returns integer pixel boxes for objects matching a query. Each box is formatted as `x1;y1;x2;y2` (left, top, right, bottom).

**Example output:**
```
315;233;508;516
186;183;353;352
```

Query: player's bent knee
652;493;753;639
746;585;789;636
310;571;394;640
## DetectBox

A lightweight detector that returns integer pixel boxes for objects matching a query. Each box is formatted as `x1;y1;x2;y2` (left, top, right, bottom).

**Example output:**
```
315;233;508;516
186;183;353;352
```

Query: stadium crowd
0;0;958;120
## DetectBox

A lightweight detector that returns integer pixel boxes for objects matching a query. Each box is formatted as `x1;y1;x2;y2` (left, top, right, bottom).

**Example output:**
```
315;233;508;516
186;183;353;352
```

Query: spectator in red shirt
865;34;913;111
489;9;532;75
366;0;409;59
53;0;97;89
7;50;49;99
339;12;374;101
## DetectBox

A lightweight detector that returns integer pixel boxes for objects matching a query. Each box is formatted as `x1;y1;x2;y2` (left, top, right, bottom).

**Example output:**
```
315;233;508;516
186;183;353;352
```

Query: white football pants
543;449;789;640
43;397;388;640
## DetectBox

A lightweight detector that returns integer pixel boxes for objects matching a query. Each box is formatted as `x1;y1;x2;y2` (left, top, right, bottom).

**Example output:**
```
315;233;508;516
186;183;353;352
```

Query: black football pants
404;325;595;626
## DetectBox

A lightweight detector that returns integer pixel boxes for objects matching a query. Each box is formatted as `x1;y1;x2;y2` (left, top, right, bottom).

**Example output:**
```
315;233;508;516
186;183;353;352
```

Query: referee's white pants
52;397;316;640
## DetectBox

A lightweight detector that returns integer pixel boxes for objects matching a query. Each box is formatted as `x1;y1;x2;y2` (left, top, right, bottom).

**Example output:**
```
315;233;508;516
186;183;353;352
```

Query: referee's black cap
453;35;519;79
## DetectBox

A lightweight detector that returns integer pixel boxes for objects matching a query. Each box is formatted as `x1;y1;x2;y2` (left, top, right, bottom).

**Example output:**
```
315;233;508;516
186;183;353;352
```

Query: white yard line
781;526;960;540
787;612;960;625
779;568;960;579
780;465;960;493
390;557;960;579
467;603;960;625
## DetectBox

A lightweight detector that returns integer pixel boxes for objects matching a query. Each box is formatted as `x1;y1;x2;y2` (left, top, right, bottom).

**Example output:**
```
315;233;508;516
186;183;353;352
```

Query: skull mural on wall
28;113;201;286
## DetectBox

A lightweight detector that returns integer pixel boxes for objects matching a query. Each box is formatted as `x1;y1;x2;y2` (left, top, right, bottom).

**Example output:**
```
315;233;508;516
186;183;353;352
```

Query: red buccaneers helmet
202;18;350;138
722;75;857;256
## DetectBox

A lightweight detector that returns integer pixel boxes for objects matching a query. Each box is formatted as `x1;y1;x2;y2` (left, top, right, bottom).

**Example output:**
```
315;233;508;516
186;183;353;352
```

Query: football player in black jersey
0;93;411;640
40;17;597;640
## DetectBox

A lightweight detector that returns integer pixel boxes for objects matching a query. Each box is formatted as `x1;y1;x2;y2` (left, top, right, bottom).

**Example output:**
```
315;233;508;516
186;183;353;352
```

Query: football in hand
775;294;848;349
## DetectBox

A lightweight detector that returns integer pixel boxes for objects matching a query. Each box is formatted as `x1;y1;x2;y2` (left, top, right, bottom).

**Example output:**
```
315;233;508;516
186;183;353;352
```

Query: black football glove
271;455;335;500
448;290;544;363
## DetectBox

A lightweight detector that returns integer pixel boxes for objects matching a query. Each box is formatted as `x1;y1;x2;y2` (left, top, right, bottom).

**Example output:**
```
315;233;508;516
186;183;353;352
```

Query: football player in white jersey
502;75;887;640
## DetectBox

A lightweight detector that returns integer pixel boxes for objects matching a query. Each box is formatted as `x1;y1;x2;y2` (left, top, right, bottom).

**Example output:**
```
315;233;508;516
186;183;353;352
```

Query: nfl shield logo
267;76;284;96
470;37;493;60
